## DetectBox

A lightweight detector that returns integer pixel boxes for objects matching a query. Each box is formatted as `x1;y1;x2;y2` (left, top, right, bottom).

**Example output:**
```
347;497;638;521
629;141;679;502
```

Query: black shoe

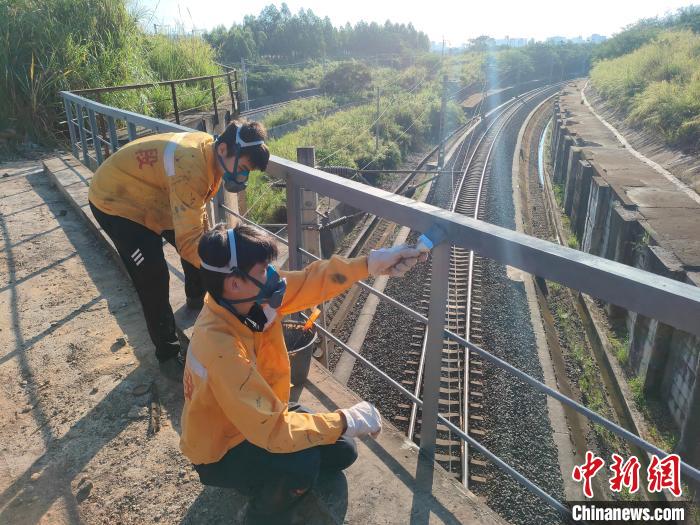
158;354;184;382
186;294;205;310
176;346;187;366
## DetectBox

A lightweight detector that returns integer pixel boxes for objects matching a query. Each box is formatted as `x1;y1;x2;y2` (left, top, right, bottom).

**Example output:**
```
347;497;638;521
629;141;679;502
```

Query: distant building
588;34;607;43
494;37;528;48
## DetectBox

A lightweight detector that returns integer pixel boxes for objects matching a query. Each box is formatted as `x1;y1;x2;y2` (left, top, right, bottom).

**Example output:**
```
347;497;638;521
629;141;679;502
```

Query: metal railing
72;70;239;126
59;90;700;517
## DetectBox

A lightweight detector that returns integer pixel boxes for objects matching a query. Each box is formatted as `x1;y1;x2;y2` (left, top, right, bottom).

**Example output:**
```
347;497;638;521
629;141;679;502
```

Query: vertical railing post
63;98;79;159
233;70;240;115
94;93;111;160
76;104;90;166
170;82;180;125
418;242;450;459
127;122;137;142
88;109;103;166
285;173;303;272
107;116;119;154
210;77;219;126
226;72;236;116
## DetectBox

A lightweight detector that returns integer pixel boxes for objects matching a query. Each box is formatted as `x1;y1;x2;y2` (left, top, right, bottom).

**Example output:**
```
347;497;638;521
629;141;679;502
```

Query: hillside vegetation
591;29;700;148
0;0;220;144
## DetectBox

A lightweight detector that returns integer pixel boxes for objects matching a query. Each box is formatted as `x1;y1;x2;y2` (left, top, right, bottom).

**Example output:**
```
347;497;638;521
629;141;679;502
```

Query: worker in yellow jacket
88;121;269;367
180;223;428;523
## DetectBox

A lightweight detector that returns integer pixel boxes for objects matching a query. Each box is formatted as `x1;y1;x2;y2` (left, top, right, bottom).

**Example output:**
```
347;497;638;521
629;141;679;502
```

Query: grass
244;78;465;223
551;297;627;458
609;332;630;366
262;96;337;129
628;375;678;453
606;325;678;453
559;211;579;249
591;29;700;149
0;0;222;144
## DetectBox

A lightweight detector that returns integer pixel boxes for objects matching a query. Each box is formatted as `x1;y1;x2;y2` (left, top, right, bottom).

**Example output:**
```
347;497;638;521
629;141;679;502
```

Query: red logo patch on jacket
135;149;158;169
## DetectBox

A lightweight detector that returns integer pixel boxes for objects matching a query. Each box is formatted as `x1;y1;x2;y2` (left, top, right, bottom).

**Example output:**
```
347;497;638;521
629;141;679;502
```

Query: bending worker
179;223;430;523
88;121;269;367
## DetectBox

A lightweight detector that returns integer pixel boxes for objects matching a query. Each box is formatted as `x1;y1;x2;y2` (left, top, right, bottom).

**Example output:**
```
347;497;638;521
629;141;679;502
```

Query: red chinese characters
609;453;640;494
183;369;194;402
573;452;683;498
572;451;605;498
135;148;158;169
647;453;682;497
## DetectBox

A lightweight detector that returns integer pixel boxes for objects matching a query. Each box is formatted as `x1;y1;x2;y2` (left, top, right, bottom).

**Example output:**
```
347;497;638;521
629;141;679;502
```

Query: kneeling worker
88;121;268;367
179;223;428;523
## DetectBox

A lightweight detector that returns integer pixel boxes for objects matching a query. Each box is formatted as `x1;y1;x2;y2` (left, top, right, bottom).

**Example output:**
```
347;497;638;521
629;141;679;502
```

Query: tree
320;61;372;97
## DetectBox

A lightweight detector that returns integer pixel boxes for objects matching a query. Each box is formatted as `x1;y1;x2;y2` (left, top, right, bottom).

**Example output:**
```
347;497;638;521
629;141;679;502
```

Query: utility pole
375;87;380;152
240;58;250;112
437;74;448;171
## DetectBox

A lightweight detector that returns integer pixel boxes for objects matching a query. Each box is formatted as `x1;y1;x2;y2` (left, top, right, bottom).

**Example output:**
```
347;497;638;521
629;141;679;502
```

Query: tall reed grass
1;0;221;144
591;30;700;148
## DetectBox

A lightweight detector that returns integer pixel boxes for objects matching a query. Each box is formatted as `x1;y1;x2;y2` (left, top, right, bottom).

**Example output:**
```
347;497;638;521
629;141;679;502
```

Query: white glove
339;401;382;438
368;244;422;277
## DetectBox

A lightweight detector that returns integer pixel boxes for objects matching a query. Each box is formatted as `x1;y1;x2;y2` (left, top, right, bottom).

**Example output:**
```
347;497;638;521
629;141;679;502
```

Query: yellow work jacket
88;131;221;267
179;255;370;465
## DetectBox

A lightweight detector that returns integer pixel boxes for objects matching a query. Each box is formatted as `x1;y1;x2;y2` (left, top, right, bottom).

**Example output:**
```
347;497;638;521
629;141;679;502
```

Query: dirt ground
0;164;247;524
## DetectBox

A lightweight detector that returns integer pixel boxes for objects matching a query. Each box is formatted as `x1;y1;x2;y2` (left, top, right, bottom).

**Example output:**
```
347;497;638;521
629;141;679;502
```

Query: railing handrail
71;71;237;96
59;90;700;516
269;154;700;338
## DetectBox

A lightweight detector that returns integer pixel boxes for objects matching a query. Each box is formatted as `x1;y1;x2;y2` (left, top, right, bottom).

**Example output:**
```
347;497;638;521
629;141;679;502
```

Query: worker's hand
339;401;382;438
368;244;422;277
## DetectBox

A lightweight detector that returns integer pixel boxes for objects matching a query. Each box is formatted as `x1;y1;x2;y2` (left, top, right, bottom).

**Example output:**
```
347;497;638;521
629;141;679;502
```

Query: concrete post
582;176;610;255
677;342;700;495
296;147;328;367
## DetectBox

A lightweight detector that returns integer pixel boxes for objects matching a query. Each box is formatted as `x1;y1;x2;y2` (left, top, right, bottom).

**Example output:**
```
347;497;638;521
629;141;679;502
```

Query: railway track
324;118;479;336
398;84;563;488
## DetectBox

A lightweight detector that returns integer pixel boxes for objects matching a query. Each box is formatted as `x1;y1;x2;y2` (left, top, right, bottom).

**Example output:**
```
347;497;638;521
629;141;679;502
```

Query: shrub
320;61;372;98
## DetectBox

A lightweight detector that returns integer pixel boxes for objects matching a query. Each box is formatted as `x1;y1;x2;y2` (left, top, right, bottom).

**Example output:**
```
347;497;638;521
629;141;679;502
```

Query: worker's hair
218;120;270;171
198;223;278;299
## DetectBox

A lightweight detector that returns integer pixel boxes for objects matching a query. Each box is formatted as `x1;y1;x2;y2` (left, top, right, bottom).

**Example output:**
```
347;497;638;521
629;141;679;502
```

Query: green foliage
205;4;430;63
593;5;700;61
262;96;336;129
144;34;219;80
245;171;285;224
245;63;325;99
320;62;372;98
448;41;594;92
1;0;145;139
1;0;221;141
246;76;465;222
591;30;700;148
610;334;630;366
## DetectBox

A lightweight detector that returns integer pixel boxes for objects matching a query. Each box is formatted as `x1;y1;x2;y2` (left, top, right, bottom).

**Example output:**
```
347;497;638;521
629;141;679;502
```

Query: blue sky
135;0;699;45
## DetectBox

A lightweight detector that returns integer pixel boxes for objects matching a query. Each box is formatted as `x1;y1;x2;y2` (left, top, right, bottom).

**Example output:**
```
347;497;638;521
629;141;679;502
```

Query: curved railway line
401;85;561;488
326;84;564;501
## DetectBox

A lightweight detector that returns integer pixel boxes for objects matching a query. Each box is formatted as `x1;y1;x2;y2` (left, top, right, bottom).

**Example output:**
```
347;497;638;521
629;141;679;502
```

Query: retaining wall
550;83;700;468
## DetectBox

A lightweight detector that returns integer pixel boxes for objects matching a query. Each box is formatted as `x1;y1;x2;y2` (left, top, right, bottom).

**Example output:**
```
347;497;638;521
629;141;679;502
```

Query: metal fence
60;90;700;517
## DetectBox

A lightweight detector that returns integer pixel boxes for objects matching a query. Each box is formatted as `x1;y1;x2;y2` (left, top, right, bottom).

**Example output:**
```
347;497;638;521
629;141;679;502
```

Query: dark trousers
194;404;357;523
89;202;204;361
